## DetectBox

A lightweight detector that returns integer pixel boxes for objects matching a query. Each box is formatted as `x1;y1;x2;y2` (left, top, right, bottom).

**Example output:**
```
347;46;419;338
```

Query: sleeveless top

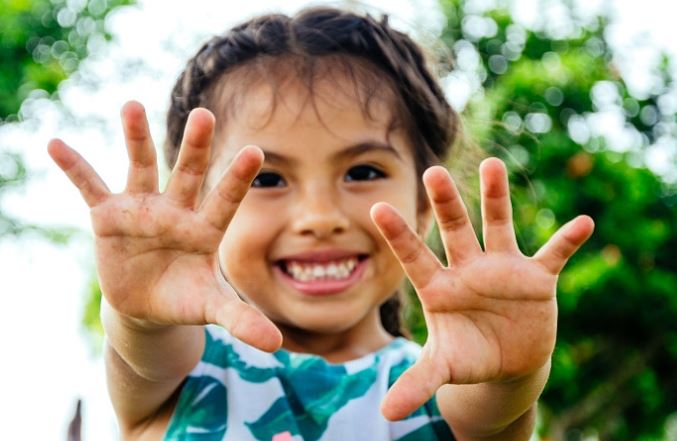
164;325;454;440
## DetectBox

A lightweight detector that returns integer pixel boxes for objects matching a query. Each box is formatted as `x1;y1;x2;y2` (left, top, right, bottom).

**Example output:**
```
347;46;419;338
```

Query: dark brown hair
164;7;459;338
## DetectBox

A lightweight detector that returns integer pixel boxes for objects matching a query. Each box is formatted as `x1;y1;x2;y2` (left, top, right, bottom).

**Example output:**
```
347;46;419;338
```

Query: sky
0;0;675;440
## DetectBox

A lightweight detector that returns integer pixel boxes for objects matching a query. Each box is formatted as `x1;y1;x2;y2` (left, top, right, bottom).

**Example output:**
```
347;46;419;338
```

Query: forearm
101;298;205;382
436;361;550;441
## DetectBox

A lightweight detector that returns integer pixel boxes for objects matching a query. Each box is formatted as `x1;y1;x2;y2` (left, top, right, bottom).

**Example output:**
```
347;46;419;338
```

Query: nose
291;185;349;239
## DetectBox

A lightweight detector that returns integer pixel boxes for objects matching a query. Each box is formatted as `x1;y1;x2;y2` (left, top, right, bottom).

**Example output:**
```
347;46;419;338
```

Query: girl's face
205;78;427;347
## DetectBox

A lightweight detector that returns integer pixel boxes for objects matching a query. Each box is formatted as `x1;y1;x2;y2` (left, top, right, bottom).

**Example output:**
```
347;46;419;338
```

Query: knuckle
431;189;456;205
217;183;244;206
231;164;254;183
400;239;424;265
438;212;468;231
486;216;512;227
125;130;148;143
129;157;156;170
176;161;206;177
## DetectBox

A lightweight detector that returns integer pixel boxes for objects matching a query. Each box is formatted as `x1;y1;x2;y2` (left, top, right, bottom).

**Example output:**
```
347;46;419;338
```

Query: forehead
209;55;410;157
235;80;393;139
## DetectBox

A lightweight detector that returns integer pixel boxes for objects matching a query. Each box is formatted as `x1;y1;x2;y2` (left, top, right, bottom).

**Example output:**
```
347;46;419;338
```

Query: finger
48;139;110;207
370;202;442;291
533;215;594;274
165;108;215;207
381;352;443;421
207;292;283;353
121;101;158;193
199;146;264;232
480;158;519;253
423;166;482;265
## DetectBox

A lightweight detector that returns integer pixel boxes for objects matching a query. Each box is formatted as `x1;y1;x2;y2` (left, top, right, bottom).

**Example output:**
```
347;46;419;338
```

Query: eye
344;164;386;182
252;171;286;188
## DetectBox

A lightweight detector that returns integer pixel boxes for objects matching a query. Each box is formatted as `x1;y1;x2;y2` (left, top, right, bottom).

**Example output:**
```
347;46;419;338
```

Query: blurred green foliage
0;150;27;235
0;0;134;238
0;0;135;364
405;0;676;439
0;0;134;120
82;276;104;350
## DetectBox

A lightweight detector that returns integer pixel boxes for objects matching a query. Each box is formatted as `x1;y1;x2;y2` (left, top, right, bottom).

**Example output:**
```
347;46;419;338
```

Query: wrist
101;297;205;382
493;359;552;387
457;405;537;441
437;361;551;439
100;297;172;335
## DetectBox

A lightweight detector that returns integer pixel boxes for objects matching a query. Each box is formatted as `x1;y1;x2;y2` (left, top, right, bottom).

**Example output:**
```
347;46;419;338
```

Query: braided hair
164;7;459;338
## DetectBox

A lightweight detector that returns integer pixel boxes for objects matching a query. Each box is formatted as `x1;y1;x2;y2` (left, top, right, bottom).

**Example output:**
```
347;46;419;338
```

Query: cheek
351;186;417;273
218;204;274;277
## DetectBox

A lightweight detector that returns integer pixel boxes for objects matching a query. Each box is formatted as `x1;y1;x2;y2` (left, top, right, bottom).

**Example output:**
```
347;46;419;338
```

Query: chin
276;312;365;336
293;318;353;335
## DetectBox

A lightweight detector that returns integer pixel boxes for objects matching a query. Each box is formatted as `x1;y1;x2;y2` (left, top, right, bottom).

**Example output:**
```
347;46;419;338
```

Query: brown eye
252;172;286;188
345;165;386;182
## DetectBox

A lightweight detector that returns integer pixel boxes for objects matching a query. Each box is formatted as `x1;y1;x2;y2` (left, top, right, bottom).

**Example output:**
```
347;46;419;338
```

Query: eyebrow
260;140;402;165
260;150;298;166
333;141;403;162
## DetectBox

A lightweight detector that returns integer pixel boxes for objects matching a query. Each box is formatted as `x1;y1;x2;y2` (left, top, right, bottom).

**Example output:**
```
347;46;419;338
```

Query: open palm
48;101;281;352
371;159;594;420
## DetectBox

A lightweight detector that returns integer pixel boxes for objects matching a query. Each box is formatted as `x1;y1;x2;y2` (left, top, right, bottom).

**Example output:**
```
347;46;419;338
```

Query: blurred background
1;0;675;440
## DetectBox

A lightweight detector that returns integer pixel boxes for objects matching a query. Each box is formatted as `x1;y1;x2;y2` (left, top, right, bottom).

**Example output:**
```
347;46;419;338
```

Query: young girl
48;7;594;441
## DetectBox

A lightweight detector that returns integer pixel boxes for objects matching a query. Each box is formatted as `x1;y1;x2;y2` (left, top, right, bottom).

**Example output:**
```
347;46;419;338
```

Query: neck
277;310;394;363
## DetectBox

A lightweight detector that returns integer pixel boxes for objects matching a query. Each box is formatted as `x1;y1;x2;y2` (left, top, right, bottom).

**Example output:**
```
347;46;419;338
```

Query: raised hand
371;158;594;421
48;101;282;352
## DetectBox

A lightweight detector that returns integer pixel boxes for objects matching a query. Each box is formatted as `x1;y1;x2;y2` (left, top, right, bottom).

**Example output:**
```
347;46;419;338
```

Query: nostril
291;203;350;238
295;219;349;238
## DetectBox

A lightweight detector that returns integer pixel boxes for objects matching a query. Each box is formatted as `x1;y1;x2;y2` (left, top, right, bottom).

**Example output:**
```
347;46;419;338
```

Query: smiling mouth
277;255;368;282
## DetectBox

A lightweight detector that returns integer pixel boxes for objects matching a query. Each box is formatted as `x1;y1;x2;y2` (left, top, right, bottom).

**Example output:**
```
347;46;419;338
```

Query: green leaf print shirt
164;325;455;441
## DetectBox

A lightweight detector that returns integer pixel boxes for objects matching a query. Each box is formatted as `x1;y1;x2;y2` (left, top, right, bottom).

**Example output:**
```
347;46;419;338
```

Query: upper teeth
286;258;358;281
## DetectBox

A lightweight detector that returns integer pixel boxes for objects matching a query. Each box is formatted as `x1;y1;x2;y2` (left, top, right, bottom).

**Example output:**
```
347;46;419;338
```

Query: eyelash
251;171;285;188
250;165;386;188
344;164;386;182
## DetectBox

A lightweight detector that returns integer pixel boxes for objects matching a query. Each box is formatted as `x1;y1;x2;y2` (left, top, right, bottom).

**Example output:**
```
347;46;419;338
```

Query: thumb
208;296;283;353
381;351;446;421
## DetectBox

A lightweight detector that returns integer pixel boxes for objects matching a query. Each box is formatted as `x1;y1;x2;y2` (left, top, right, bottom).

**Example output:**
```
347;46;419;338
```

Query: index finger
370;202;442;291
199;145;264;232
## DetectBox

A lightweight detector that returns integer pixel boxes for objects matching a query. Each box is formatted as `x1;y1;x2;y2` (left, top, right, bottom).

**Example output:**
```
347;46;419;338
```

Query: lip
273;256;369;296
